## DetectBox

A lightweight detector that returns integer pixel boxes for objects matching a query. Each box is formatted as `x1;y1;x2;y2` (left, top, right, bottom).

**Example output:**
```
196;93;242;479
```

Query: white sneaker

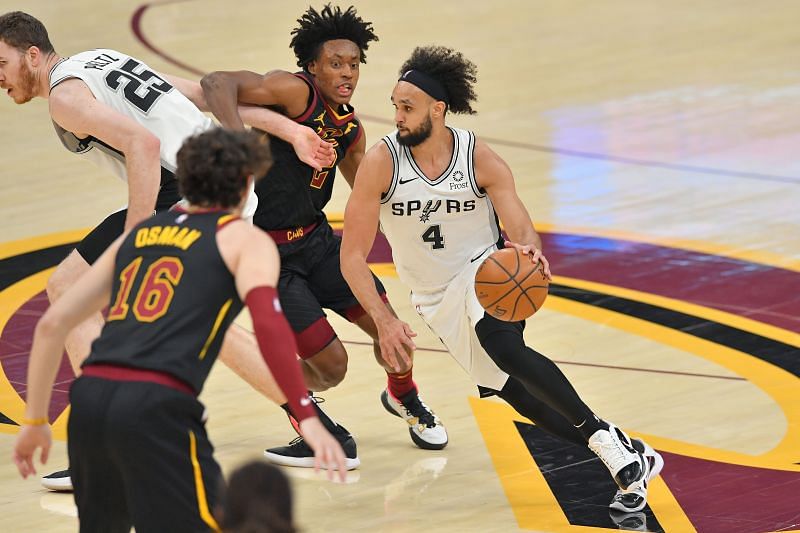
381;389;448;450
609;438;664;512
588;423;650;493
41;469;73;491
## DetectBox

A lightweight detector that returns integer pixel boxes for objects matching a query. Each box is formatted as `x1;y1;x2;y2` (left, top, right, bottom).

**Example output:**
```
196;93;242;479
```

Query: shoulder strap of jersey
291;72;319;123
380;135;400;204
216;212;240;231
464;130;485;198
48;57;72;91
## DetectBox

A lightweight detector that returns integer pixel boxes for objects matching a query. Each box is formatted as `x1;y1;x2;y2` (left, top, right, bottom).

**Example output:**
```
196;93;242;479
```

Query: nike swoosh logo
399;177;419;185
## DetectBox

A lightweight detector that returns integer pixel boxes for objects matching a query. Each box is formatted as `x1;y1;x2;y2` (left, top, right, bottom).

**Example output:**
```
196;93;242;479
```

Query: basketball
474;248;549;322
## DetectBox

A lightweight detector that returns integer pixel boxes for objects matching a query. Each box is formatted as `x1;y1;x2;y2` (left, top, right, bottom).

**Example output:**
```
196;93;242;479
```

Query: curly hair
176;129;272;209
399;46;478;115
290;4;378;70
0;11;55;54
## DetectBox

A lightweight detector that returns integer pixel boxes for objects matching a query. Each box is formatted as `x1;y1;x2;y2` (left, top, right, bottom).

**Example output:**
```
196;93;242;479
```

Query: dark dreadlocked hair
289;4;378;70
399;46;478;115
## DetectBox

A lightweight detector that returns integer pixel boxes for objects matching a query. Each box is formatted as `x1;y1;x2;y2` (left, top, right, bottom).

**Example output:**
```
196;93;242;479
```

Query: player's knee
475;319;527;376
307;342;348;389
46;264;73;302
47;252;89;303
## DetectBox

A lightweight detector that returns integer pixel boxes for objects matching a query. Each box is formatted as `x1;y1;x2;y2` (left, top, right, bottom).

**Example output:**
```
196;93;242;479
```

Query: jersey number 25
105;59;174;114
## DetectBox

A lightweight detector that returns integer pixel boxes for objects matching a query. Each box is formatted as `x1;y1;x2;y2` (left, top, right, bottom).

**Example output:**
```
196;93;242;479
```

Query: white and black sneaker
588;423;650;493
264;433;360;470
609;438;664;512
381;389;448;450
609;510;648;531
41;469;73;492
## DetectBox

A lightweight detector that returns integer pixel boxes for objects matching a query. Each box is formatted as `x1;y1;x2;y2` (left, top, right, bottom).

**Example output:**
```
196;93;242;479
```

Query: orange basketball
474;248;549;322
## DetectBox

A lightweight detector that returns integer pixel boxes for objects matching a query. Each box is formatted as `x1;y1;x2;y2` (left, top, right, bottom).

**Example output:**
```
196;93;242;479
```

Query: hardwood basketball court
1;1;798;531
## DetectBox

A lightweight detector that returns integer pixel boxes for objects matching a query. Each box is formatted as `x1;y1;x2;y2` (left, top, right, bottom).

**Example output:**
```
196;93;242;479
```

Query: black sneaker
264;433;360;470
381;389;448;450
41;469;73;491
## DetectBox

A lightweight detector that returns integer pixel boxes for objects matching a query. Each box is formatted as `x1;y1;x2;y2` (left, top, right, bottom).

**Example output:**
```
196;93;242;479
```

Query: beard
12;60;37;104
396;115;433;147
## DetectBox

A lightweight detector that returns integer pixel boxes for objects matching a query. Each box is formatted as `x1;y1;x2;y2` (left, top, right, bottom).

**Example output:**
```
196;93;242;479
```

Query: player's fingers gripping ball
474;248;549;322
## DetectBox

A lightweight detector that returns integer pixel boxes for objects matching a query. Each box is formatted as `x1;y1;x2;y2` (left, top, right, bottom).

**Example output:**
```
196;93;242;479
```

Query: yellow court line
50;406;69;441
546;296;800;463
0;266;71;441
0;270;55;426
470;396;575;532
554;275;800;348
0;231;84;441
470;397;696;533
0;229;88;260
368;263;397;278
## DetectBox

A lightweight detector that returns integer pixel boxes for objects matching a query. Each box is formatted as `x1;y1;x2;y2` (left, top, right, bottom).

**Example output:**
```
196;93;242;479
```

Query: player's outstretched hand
299;417;347;482
504;240;552;280
290;124;335;171
13;424;52;479
376;317;416;372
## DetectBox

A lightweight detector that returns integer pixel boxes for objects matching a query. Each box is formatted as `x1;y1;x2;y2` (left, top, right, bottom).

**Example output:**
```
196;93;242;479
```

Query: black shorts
76;178;181;265
68;376;222;533
277;220;386;356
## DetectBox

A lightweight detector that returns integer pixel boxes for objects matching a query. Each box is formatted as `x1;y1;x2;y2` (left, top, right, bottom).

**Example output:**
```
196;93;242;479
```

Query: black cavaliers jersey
84;209;244;393
252;71;363;231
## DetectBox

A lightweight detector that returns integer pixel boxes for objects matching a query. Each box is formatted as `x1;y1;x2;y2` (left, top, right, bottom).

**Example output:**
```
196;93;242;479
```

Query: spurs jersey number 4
379;127;501;293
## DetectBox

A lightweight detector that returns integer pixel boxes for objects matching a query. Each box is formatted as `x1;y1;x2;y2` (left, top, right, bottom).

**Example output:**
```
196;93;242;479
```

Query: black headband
398;69;449;105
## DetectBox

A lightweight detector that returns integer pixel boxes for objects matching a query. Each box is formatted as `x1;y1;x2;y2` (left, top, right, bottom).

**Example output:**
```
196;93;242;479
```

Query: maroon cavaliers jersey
252;71;363;231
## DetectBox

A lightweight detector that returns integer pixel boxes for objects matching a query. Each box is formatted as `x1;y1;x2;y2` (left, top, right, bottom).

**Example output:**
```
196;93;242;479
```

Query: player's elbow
127;131;161;160
200;71;226;93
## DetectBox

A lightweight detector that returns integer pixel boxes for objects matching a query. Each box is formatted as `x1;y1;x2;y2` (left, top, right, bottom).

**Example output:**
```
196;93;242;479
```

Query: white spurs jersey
48;49;257;217
379;127;501;293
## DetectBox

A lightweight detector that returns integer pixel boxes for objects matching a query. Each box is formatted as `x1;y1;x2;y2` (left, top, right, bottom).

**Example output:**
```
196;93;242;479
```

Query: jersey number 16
107;256;185;323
